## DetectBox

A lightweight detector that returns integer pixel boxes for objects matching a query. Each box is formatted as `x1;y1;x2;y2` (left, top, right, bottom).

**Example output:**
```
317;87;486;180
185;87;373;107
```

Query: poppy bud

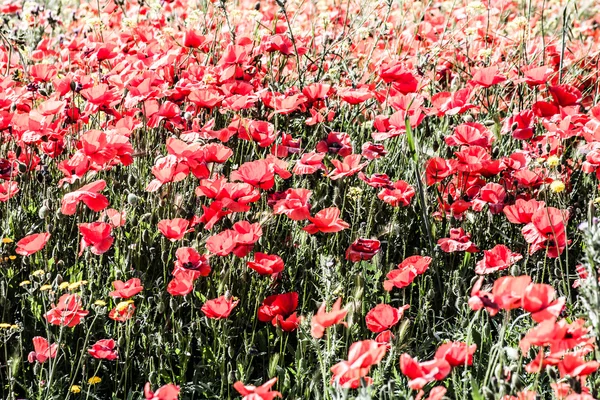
127;193;138;205
38;206;50;219
127;175;135;186
463;114;474;123
18;163;27;173
157;301;165;314
254;1;260;9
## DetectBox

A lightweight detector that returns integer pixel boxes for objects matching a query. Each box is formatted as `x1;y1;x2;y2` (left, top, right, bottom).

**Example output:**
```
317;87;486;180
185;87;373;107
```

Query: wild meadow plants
1;0;600;398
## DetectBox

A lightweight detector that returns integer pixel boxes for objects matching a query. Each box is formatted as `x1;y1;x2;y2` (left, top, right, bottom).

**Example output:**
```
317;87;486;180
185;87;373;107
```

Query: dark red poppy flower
258;292;298;323
345;238;381;262
425;157;456;186
273;312;302;332
16;232;50;256
365;304;409;333
89;339;118;360
201;295;239;319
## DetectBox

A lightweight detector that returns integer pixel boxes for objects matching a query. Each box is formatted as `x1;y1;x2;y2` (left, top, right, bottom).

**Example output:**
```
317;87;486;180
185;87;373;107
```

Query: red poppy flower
0;180;19;202
475;245;522;275
272;188;312;221
173;247;211;279
361;142;387;160
273;312;302;332
375;330;395;345
328;154;368;180
206;230;237;256
434;341;477;367
503;199;545;224
109;302;136;322
365;304;409;333
330;340;387;388
78;222;114;256
345;238;381;262
445;123;494;148
316;132;353;156
383;255;432;291
522;283;565;323
28;337;58;363
425;157;456;185
230;159;275;190
201;295;239;319
158;218;193;241
558;354;599;378
15;232;50;256
144;383;180;400
303;207;349;234
358;173;393;188
247;253;285;276
437;228;479;253
258;292;298;323
521;207;569;258
44;294;89;327
377;180;415;207
430;88;476;116
167;271;195;296
233;377;282;400
109;278;143;299
469;66;506;88
89;339;118;360
311;297;348;338
61;179;109;215
293;152;326;175
400;353;451;390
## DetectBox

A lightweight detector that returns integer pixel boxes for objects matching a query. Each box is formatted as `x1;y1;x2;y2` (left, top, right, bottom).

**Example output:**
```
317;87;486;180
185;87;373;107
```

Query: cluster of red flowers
5;0;600;397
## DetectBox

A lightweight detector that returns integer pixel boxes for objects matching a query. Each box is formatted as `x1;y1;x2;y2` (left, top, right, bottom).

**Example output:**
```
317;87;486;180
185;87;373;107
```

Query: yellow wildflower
550;180;566;193
2;238;13;244
0;323;11;329
40;284;53;291
88;376;102;385
19;280;31;287
70;385;81;393
94;300;107;307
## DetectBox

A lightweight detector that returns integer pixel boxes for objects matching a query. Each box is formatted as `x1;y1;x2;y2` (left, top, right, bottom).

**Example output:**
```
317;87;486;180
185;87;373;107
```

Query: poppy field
3;0;600;398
